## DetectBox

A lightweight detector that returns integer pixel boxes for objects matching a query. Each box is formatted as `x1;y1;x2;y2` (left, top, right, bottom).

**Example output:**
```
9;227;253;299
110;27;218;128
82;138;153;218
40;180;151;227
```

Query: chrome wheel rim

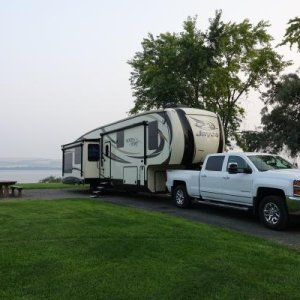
264;202;280;225
176;189;185;205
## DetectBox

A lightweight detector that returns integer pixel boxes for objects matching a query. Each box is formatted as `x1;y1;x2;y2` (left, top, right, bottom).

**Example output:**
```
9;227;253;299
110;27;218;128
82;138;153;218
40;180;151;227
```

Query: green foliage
129;11;288;144
128;15;217;113
261;73;300;156
205;19;288;141
280;17;300;51
238;130;267;152
1;199;300;299
39;176;62;183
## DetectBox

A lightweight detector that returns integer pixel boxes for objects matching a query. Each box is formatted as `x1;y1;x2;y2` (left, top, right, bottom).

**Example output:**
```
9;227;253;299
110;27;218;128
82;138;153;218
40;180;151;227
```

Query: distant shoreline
0;169;62;183
0;158;61;172
0;168;61;171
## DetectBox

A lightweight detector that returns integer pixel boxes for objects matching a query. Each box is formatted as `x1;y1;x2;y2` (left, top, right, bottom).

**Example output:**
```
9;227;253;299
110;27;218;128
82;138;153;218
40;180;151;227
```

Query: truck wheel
173;185;191;208
259;195;288;230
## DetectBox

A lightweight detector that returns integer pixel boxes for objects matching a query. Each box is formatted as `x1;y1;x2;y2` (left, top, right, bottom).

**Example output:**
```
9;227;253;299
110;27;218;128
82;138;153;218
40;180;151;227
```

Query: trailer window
117;131;124;148
105;145;109;157
64;152;73;173
148;121;158;150
88;144;99;161
205;156;224;171
75;146;81;164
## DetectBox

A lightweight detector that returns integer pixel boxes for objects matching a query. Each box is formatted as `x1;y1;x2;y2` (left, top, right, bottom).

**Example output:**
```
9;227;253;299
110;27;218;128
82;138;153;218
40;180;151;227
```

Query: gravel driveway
11;188;300;250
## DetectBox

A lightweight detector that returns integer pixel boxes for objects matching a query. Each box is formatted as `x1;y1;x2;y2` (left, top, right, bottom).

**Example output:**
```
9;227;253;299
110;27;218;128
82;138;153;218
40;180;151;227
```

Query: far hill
0;158;61;170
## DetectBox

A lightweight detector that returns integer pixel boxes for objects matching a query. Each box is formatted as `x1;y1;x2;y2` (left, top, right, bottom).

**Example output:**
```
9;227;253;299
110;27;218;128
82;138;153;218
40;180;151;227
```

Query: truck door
221;155;253;205
200;155;225;201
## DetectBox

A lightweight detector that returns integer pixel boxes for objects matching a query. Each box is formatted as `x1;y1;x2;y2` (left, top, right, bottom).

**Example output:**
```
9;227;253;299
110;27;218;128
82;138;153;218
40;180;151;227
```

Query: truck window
88;144;99;161
227;156;250;173
105;145;109;157
247;155;293;171
205;156;224;171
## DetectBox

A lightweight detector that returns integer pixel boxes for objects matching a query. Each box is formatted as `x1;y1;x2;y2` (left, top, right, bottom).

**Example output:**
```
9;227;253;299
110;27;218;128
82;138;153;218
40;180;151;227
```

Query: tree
128;11;288;144
238;130;267;152
204;19;288;142
280;17;300;51
128;14;221;113
260;73;300;156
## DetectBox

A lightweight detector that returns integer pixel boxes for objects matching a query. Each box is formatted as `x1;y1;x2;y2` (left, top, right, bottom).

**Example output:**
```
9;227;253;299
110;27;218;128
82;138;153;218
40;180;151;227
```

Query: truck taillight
293;180;300;196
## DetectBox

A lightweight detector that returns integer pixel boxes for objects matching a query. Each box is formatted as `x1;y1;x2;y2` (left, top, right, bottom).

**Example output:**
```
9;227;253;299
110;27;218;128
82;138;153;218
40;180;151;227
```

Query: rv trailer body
61;107;224;192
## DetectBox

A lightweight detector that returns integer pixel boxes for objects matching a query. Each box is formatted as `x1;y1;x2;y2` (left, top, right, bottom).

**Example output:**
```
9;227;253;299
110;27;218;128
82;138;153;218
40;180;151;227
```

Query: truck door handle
201;174;207;178
223;176;230;179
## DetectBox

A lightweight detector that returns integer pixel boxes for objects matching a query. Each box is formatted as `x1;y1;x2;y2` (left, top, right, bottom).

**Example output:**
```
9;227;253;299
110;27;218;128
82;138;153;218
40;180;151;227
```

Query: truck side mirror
243;167;252;174
228;163;238;174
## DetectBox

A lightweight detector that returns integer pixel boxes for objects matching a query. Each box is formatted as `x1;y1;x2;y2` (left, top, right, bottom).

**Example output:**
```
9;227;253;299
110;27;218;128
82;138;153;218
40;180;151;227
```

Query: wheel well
254;187;286;214
172;181;186;193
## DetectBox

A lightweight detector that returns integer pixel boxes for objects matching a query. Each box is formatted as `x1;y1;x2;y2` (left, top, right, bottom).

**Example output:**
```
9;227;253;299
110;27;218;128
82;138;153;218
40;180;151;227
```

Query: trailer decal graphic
190;117;219;138
128;130;166;159
110;153;130;164
126;137;141;147
101;130;116;144
190;117;216;131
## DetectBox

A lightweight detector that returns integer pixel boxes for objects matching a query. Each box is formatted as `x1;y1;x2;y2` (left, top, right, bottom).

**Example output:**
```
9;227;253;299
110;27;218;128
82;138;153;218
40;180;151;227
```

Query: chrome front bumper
286;196;300;215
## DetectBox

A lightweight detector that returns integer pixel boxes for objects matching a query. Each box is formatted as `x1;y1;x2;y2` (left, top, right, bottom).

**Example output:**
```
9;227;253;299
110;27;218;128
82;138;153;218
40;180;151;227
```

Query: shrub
39;176;62;183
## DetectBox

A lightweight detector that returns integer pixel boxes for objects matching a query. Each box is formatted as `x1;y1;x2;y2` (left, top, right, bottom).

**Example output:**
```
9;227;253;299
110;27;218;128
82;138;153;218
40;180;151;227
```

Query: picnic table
0;181;17;198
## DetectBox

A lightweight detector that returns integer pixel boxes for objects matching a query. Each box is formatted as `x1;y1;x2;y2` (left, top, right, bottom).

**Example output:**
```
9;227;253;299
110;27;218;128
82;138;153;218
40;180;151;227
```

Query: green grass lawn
18;183;89;189
0;199;300;299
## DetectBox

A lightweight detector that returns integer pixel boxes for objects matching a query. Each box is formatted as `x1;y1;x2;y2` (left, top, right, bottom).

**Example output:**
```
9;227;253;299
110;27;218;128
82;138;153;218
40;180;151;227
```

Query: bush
39;176;62;183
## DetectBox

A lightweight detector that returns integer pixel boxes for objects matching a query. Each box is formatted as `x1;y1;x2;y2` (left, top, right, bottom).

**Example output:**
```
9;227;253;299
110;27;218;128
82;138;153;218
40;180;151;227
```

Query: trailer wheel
173;185;191;208
259;195;289;230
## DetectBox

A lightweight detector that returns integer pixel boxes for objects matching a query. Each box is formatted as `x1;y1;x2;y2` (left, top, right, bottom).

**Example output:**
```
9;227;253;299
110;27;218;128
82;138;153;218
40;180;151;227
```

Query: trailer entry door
103;141;111;179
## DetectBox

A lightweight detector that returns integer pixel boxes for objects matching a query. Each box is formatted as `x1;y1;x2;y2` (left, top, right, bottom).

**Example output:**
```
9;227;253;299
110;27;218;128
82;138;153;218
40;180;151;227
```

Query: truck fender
253;187;286;216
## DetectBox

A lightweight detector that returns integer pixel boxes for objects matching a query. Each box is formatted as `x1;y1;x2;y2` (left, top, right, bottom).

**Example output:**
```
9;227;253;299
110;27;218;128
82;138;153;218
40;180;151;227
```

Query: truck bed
166;169;201;198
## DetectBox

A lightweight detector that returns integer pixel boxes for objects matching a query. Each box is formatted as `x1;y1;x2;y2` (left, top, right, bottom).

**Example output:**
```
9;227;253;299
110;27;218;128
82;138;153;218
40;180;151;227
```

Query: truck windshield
247;155;293;171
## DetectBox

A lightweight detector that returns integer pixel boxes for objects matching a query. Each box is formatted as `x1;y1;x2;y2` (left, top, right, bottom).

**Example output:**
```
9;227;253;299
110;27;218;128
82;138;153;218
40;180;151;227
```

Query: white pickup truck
166;152;300;230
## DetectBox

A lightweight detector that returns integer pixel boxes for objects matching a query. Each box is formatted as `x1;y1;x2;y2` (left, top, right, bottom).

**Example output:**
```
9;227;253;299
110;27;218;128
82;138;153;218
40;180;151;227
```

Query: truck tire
259;195;289;230
173;185;191;208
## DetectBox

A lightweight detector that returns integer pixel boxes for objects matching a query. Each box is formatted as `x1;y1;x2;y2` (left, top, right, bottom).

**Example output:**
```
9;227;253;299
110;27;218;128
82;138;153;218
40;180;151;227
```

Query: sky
1;0;299;159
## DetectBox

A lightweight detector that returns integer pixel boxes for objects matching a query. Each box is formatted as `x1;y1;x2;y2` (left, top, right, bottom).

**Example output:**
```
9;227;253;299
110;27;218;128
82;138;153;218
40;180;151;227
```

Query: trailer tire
173;185;191;208
259;195;289;230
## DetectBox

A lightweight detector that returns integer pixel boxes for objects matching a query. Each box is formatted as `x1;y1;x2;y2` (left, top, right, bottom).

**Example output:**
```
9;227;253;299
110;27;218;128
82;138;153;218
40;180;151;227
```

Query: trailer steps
89;185;108;198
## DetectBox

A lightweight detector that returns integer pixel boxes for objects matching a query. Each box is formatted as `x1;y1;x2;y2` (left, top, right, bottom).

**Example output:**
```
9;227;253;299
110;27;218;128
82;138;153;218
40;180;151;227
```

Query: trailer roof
71;107;218;143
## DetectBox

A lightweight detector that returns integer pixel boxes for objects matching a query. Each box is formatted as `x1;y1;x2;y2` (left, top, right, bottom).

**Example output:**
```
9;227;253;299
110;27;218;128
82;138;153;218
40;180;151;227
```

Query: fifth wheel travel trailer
61;105;225;192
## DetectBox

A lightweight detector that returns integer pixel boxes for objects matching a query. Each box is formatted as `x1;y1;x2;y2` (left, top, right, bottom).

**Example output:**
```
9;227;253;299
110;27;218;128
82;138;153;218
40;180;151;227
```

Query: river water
0;170;62;183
